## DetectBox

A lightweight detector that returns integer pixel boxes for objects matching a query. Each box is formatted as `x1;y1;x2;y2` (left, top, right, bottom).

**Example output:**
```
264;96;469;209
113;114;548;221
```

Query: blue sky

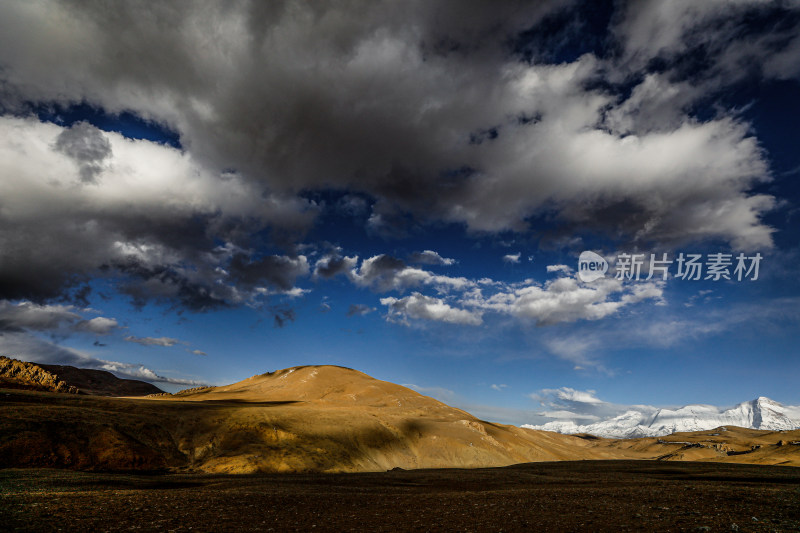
1;0;799;426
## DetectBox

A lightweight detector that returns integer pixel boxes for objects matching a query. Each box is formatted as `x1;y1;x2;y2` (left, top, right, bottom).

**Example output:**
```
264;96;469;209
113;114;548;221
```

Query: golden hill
169;365;470;412
1;363;798;473
141;365;614;472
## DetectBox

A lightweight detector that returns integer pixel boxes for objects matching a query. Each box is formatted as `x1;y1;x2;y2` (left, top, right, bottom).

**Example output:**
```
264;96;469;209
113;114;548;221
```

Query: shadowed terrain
2;461;799;532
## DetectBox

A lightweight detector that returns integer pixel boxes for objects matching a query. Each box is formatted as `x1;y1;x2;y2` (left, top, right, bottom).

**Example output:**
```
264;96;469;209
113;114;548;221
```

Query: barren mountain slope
142;365;613;473
2;364;799;473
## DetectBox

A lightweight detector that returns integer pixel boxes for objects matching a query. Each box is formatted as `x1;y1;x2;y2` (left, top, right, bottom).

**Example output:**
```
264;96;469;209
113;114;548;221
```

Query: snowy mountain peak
756;396;779;407
523;397;800;439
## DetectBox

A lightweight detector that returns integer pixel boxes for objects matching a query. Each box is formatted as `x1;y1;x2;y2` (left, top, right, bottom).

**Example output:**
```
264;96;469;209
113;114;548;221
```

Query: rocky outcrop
0;356;79;394
0;356;163;396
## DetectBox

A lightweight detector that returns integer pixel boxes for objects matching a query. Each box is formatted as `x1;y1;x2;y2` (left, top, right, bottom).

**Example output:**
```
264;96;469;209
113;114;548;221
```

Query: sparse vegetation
2;462;799;531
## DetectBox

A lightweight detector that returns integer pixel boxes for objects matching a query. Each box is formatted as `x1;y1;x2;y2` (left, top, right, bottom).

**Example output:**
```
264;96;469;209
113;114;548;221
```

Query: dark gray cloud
346;304;374;317
0;300;119;335
336;194;370;216
313;253;358;280
123;335;181;347
53;121;112;183
228;254;309;292
613;0;800;84
113;260;230;312
273;308;296;328
0;0;793;312
351;254;407;292
351;254;473;293
409;250;456;266
0;117;317;307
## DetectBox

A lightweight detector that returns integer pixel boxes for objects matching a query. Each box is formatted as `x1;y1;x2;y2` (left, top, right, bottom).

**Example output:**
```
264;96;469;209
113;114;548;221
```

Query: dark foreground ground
1;461;799;532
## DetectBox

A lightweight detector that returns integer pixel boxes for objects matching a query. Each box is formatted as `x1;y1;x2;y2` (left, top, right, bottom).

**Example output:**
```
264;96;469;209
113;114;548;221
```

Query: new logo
577;251;608;282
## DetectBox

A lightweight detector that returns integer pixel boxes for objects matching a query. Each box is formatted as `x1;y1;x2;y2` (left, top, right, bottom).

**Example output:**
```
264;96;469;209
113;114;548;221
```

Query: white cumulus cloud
381;293;483;326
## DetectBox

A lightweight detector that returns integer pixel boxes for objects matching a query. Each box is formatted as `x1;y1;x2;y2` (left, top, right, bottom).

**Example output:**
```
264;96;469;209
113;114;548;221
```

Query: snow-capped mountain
523;397;800;439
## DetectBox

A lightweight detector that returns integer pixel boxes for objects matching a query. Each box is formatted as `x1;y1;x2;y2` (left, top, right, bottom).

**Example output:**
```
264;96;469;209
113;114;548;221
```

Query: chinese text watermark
578;251;762;283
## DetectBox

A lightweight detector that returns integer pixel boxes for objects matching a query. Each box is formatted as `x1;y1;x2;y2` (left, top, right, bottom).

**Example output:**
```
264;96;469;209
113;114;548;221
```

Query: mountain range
2;357;800;472
1;362;616;472
524;397;800;438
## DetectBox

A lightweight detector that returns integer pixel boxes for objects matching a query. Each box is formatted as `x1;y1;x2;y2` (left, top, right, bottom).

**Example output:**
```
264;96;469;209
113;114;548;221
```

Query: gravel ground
1;461;799;532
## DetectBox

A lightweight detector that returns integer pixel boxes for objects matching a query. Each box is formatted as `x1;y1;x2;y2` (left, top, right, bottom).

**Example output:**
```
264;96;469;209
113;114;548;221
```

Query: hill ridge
0;355;79;394
0;355;163;396
2;360;800;472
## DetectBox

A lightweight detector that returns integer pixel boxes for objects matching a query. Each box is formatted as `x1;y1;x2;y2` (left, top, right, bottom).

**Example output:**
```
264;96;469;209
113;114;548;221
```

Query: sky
1;0;799;427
